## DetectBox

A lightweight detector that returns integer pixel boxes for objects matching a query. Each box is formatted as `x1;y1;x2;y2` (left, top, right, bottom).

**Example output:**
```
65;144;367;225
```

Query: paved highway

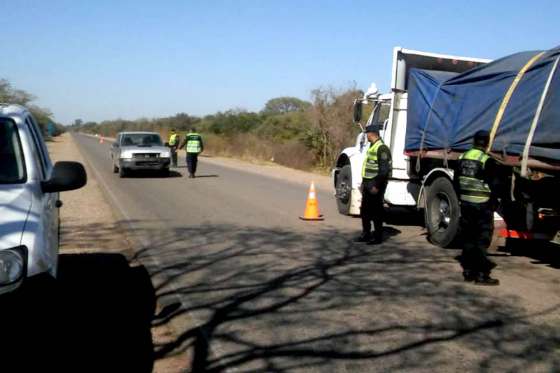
74;133;560;372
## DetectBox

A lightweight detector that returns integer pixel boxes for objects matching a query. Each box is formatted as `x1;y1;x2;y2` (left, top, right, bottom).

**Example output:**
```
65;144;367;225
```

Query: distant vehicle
333;46;560;247
111;131;171;177
0;104;86;295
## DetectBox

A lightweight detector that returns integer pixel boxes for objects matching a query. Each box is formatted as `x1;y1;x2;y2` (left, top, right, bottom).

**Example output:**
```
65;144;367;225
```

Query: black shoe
354;234;371;243
474;274;500;286
463;270;478;282
367;237;383;245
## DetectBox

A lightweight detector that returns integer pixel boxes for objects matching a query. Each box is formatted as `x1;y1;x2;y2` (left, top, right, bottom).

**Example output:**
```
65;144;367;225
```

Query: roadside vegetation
0;79;65;138
73;87;365;171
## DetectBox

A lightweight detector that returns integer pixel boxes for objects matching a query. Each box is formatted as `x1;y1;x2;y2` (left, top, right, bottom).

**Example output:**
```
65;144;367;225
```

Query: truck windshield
371;101;391;128
0;119;26;184
121;134;162;146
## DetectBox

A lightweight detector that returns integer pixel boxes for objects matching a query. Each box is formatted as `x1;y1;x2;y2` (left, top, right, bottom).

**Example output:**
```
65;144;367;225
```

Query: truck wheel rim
336;180;351;203
437;193;451;229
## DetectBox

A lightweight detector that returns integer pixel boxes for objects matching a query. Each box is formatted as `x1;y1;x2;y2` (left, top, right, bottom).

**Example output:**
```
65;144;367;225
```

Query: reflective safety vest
169;133;178;146
186;133;202;154
362;139;385;180
457;148;491;203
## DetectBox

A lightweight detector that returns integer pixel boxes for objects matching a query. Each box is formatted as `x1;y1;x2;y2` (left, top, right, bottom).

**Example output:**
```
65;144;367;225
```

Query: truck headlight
160;151;170;158
120;152;133;160
0;246;27;286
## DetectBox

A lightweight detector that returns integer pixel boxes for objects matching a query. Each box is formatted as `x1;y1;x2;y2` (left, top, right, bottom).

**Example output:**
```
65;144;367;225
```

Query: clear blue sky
1;0;558;124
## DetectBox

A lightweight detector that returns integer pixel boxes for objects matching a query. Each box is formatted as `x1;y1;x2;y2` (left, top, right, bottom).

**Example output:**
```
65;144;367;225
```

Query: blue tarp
405;47;560;161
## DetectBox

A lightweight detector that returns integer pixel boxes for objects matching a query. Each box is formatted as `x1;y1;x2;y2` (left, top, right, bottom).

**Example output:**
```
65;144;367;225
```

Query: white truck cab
333;48;490;246
0;104;86;295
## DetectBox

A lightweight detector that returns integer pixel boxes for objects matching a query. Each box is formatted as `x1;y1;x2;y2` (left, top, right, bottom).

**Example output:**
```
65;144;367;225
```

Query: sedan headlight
0;246;27;286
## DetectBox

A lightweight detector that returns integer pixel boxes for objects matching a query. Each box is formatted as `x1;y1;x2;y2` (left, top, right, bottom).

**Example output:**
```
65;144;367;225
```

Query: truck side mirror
353;101;362;123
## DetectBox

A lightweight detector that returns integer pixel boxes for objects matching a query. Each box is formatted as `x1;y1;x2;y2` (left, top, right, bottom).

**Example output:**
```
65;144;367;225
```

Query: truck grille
133;153;159;159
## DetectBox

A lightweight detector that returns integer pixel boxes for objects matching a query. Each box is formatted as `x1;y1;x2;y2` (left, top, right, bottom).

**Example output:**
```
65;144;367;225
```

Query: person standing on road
355;125;392;245
454;130;500;286
180;128;204;178
168;128;179;168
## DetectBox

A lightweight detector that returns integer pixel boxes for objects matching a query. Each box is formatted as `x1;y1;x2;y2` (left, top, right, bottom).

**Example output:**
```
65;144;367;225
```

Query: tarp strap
487;51;546;153
520;56;560;177
510;170;516;202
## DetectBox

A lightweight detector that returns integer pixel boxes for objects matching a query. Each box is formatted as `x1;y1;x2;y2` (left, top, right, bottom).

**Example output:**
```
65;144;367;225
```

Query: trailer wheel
335;165;352;215
425;177;460;247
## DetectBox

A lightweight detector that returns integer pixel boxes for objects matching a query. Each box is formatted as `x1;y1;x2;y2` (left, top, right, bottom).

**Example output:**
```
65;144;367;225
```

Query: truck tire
119;167;127;178
335;165;352;215
425;177;460;247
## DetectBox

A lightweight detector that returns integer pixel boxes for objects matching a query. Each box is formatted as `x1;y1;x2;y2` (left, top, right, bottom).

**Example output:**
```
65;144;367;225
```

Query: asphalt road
74;133;560;372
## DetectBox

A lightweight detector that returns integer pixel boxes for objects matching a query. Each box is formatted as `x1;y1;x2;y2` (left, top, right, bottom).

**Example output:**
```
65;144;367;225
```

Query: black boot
367;232;383;245
354;233;371;243
474;273;500;286
463;270;477;282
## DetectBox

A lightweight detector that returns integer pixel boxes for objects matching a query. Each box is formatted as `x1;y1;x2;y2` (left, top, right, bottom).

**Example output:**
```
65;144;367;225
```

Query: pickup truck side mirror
42;161;87;193
353;100;362;123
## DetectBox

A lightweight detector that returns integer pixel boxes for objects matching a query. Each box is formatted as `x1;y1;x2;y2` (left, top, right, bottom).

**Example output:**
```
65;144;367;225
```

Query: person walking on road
168;128;179;168
454;130;500;286
180;128;204;178
355;125;392;245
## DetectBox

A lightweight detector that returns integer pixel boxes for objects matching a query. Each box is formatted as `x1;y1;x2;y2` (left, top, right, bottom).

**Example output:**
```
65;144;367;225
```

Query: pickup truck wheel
425;177;460;248
335;165;352;215
119;167;127;178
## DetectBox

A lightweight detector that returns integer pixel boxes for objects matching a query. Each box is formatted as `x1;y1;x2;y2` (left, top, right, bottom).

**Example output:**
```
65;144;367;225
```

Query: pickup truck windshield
121;134;162;147
0;119;26;183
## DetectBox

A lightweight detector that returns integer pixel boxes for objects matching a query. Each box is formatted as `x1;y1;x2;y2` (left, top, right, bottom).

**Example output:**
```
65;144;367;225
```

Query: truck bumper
120;158;170;170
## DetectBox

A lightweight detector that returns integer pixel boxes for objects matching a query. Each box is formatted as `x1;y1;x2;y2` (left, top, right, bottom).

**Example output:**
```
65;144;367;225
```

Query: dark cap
365;124;380;133
474;130;490;147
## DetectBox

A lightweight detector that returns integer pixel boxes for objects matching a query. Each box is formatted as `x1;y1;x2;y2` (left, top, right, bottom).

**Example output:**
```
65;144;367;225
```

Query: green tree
262;97;311;115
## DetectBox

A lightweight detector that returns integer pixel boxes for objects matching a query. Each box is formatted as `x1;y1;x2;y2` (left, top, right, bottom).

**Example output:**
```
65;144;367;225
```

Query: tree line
74;88;363;170
0;79;65;138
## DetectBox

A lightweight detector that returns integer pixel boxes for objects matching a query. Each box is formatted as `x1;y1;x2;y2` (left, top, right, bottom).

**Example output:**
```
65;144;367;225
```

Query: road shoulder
48;133;187;372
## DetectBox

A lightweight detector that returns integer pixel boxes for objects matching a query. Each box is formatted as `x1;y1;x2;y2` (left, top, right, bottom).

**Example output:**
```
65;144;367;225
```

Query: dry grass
204;133;316;171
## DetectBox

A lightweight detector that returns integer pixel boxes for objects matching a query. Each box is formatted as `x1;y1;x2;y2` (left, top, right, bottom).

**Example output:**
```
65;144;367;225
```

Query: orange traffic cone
99;136;104;144
300;181;324;221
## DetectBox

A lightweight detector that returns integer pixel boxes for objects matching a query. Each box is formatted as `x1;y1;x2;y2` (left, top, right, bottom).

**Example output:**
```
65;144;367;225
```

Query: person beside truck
454;131;499;286
355;125;392;245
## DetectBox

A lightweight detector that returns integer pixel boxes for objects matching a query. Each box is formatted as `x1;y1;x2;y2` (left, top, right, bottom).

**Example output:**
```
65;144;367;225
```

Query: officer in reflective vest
355;125;392;245
454;130;499;286
179;128;204;178
168;129;179;168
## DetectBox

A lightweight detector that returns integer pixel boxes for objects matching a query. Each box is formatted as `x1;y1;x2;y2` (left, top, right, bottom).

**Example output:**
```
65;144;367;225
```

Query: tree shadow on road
129;223;560;372
0;253;156;373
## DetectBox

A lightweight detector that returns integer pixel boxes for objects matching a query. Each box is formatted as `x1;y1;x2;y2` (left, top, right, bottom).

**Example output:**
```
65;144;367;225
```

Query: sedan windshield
121;133;162;147
0;118;26;183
